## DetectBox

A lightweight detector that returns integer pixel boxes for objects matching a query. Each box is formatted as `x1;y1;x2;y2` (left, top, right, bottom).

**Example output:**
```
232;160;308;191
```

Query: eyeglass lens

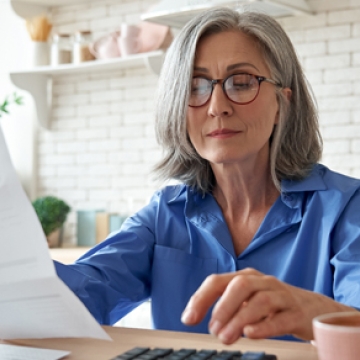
189;73;260;107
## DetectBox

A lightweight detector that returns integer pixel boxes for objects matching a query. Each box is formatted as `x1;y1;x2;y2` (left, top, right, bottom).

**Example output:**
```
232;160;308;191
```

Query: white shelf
11;50;165;76
13;0;313;24
14;0;93;5
141;0;314;28
10;0;166;129
11;0;96;18
10;51;165;129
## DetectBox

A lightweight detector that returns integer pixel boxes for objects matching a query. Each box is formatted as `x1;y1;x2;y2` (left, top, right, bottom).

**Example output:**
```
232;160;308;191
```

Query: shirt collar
281;164;327;193
169;164;328;210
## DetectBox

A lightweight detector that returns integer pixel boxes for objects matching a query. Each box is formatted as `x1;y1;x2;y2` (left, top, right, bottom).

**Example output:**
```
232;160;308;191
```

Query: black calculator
111;347;277;360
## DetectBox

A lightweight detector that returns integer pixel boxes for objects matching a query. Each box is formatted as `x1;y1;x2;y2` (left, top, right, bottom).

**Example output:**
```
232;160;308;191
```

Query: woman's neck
211;160;279;218
211;161;280;256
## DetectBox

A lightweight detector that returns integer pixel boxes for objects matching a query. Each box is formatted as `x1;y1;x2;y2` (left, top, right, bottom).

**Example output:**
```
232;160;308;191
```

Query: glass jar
50;33;72;66
73;30;95;64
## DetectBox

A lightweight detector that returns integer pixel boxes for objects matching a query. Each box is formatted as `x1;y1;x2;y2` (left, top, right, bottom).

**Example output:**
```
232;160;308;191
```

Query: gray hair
154;7;322;193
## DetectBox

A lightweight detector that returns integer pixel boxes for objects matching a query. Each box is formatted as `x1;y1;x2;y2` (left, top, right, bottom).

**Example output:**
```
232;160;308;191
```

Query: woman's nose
207;83;233;117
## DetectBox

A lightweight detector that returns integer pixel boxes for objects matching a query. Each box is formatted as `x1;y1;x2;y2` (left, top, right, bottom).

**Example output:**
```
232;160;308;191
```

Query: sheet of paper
0;344;70;360
0;126;111;341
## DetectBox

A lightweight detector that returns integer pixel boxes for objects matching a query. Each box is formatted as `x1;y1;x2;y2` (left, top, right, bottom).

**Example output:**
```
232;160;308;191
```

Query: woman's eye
230;74;253;90
191;80;210;95
191;86;201;95
233;82;250;88
233;82;250;89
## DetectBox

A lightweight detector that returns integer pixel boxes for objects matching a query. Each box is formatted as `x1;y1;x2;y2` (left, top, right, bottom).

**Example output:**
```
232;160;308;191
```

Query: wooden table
6;326;319;360
49;247;91;264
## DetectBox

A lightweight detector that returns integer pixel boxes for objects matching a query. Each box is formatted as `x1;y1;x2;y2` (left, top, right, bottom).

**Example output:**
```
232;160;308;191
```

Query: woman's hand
181;268;355;344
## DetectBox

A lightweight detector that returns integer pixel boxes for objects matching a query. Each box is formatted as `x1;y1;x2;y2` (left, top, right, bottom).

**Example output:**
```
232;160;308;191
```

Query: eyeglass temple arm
260;76;282;87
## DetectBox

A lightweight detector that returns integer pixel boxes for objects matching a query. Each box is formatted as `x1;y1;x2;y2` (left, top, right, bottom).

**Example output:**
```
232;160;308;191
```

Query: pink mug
118;24;140;56
312;312;360;360
89;31;121;59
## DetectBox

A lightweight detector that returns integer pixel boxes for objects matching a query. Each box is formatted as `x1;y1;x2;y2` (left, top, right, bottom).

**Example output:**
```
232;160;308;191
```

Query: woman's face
186;30;281;170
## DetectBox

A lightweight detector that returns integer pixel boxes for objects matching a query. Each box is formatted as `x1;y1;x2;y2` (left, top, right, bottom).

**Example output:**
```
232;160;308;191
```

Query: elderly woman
55;8;360;344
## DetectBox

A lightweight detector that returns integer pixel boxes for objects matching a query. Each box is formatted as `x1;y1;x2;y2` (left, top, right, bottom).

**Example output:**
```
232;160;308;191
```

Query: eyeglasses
188;73;281;107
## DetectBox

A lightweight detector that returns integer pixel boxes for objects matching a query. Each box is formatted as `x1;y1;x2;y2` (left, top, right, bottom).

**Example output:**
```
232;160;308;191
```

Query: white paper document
0;344;70;360
0;126;111;341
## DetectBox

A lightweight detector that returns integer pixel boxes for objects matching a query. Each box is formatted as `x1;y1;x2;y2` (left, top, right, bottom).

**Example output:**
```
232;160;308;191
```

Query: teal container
109;214;128;233
76;210;104;246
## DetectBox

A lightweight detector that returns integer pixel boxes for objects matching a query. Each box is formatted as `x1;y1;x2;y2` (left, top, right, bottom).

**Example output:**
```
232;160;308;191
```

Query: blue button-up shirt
55;164;360;341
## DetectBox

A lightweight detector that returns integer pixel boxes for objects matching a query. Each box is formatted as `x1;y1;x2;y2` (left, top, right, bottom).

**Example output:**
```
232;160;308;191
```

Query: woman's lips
207;129;241;138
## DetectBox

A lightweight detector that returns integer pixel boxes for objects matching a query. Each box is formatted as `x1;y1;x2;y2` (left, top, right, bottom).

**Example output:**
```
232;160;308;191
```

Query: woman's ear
282;87;292;102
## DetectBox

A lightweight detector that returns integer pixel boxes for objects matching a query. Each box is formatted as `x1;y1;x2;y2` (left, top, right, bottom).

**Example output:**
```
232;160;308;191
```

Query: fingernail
181;308;196;324
209;320;222;336
218;326;234;343
244;325;255;337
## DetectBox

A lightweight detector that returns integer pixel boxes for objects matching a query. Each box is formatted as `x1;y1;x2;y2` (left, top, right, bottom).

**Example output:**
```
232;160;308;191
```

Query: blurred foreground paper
0;126;111;341
0;344;70;360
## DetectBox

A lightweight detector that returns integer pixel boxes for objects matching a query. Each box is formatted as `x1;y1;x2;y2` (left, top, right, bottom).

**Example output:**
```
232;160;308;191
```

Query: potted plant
32;195;71;247
0;93;23;118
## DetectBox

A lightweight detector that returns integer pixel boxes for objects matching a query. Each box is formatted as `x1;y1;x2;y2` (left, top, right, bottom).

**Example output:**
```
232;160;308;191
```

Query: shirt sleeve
54;194;160;325
331;188;360;310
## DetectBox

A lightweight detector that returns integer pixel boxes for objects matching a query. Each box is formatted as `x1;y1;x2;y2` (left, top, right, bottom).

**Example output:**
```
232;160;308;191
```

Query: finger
236;267;263;276
210;268;265;324
243;310;303;340
215;289;290;344
181;273;233;325
209;275;279;336
182;268;264;327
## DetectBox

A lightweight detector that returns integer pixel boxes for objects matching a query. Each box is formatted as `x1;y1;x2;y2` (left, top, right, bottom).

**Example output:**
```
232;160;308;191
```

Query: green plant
0;93;23;118
32;196;71;236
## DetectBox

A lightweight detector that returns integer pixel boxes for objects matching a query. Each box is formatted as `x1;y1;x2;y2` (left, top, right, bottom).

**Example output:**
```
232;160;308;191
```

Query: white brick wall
36;0;360;248
37;1;159;246
279;0;360;178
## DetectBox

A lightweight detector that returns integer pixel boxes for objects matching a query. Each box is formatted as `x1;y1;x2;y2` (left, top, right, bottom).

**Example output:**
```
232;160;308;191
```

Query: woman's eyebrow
193;62;260;73
193;66;209;73
227;62;260;72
